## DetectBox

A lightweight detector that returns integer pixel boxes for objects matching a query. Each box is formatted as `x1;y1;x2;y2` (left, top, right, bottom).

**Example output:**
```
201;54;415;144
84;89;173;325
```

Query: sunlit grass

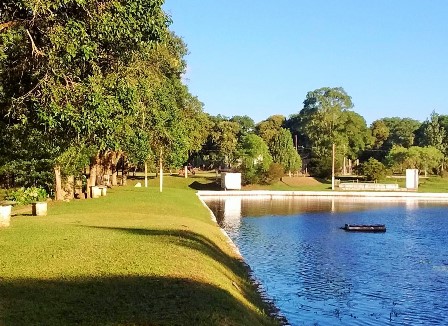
0;176;279;326
418;176;448;193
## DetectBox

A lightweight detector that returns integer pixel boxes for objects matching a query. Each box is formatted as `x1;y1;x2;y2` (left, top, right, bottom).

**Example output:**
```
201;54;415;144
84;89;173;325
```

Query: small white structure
0;205;12;227
221;172;242;190
90;186;101;198
98;186;107;196
406;169;419;190
32;202;47;216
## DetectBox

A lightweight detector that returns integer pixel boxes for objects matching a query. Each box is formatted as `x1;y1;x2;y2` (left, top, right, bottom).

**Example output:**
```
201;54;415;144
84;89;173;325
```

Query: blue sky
163;1;448;125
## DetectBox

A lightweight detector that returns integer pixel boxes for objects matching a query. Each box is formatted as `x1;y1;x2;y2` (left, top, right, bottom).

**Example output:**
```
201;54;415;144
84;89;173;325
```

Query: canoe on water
341;224;386;233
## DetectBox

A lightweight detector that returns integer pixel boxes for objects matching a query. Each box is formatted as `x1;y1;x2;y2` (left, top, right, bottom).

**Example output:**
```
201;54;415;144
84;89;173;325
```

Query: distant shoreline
198;190;448;200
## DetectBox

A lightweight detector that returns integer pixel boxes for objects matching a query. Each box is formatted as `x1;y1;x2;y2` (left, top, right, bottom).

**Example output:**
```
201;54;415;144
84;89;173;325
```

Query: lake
203;196;448;326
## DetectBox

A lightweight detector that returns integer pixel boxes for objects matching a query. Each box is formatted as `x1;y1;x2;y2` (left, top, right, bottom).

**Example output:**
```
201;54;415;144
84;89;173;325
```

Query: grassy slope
0;175;279;326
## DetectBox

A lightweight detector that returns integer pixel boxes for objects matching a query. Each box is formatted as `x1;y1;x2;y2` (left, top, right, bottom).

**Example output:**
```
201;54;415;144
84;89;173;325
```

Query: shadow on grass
85;227;246;281
0;276;274;326
314;177;331;184
188;180;221;191
79;226;281;323
128;175;156;180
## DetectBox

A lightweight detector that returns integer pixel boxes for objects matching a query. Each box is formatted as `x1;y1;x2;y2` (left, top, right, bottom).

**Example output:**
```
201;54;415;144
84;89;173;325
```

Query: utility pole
332;143;335;190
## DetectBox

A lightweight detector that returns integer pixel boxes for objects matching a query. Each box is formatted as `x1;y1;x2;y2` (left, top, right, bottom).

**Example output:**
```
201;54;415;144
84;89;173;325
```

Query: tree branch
26;28;44;56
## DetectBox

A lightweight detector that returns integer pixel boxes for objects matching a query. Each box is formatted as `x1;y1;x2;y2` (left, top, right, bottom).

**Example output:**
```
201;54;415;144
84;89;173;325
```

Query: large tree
296;87;354;158
415;111;447;154
1;1;206;196
288;87;370;177
380;117;421;149
256;115;286;145
269;128;302;173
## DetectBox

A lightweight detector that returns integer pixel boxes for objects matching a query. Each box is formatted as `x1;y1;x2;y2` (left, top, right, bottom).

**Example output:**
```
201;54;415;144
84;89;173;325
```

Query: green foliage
286;87;369;179
0;124;55;188
298;87;354;157
230;115;255;138
6;186;47;204
265;163;285;184
240;164;265;185
269;128;302;172
1;1;207;191
238;134;272;171
237;134;272;185
380;117;421;149
205;117;240;167
370;120;390;149
256;115;285;145
386;145;444;174
361;158;386;181
308;157;334;179
415;111;447;154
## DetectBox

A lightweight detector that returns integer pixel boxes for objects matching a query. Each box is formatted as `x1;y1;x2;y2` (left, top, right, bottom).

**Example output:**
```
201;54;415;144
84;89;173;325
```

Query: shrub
240;164;264;185
308;157;333;179
265;163;284;184
361;158;387;181
6;186;48;204
440;170;448;179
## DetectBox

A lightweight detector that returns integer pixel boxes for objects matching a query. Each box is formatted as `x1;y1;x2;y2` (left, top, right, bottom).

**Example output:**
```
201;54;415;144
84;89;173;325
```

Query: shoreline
198;190;448;200
197;193;289;325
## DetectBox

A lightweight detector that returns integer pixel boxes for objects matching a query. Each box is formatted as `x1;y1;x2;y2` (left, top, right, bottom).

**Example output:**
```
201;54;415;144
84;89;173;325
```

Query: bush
6;186;48;204
308;157;333;179
361;158;387;181
239;164;265;185
265;163;284;184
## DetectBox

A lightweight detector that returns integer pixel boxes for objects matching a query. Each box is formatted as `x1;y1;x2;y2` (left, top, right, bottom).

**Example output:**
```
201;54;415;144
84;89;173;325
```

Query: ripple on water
205;198;448;326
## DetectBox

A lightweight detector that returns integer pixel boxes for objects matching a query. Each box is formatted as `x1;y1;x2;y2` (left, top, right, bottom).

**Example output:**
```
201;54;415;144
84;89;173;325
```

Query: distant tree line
194;87;447;183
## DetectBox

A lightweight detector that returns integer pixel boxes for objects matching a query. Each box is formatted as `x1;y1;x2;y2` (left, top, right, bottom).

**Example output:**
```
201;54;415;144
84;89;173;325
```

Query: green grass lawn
0;175;280;326
417;176;448;192
2;172;447;325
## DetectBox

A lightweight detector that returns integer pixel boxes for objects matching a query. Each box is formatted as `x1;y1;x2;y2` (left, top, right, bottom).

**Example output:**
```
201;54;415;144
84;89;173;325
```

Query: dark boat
341;224;386;233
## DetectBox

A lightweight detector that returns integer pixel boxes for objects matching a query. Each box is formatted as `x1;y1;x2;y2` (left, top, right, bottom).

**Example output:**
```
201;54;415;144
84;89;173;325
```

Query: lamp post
332;143;335;190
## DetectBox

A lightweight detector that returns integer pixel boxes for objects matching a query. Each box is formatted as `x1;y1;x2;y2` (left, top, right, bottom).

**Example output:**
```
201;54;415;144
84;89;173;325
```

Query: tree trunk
54;166;63;201
86;177;91;198
121;159;128;186
89;153;101;186
64;175;75;200
110;152;121;186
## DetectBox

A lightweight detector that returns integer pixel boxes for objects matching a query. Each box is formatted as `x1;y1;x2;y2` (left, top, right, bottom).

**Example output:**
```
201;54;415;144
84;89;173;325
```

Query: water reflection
204;196;446;224
203;196;448;326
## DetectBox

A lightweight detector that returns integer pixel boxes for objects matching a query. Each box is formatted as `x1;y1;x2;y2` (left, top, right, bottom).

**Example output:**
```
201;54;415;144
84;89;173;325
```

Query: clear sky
163;1;448;125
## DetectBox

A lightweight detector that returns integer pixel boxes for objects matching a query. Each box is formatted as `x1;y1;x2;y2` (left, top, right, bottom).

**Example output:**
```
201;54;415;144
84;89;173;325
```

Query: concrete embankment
198;190;448;200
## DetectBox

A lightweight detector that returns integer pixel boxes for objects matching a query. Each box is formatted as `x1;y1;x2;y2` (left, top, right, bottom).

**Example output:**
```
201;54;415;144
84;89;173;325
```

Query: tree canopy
0;0;207;194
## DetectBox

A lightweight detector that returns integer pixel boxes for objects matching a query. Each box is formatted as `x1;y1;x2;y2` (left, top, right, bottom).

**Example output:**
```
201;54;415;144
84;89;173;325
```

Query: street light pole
332;143;335;190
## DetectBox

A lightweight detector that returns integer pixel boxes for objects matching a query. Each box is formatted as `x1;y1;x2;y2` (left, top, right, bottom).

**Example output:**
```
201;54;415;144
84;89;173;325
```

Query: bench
339;183;399;191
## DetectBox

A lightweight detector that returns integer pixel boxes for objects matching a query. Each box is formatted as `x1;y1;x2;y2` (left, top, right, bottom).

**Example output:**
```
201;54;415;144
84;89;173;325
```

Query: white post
144;162;148;188
332;143;335;190
159;149;163;193
184;165;188;178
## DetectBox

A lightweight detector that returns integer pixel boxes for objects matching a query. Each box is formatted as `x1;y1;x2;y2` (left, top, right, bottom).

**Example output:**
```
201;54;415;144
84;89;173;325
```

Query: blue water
204;197;448;326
